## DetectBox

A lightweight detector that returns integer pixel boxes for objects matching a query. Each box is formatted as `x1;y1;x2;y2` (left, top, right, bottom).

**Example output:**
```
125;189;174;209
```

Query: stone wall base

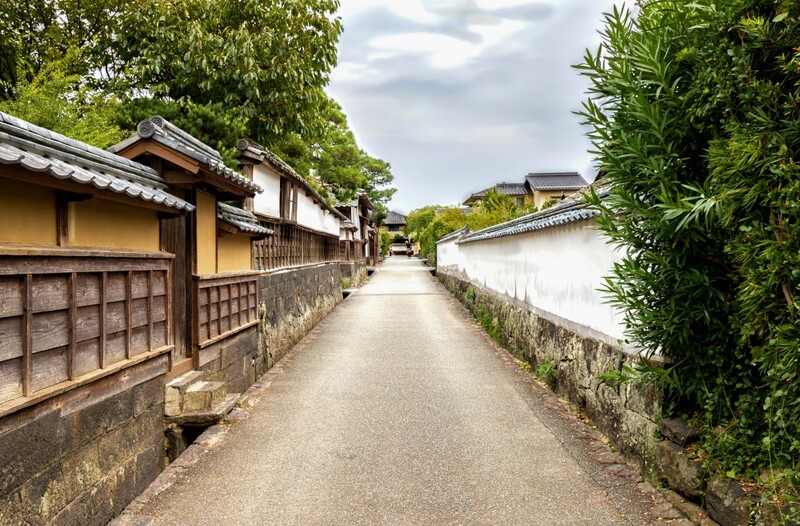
339;261;367;289
259;262;342;368
438;272;661;472
0;359;167;526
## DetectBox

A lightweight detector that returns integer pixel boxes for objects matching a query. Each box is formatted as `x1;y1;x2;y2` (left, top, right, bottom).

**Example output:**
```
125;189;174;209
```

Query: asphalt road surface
117;257;680;526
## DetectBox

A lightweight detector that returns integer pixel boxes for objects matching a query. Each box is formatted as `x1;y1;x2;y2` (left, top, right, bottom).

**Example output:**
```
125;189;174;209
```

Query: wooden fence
193;272;259;350
253;222;340;271
0;248;172;413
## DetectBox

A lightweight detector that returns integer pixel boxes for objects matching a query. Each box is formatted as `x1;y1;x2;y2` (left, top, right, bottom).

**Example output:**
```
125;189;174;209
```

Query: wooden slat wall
0;255;171;406
194;273;258;349
252;221;341;271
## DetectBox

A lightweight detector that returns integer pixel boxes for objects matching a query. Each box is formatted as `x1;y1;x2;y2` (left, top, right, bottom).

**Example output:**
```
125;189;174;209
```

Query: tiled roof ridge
130;116;262;195
457;187;608;244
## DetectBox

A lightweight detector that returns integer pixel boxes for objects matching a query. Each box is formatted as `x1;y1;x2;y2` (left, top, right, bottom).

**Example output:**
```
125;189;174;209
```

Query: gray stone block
0;409;62;497
656;440;707;500
184;381;227;412
706;474;753;526
660;418;701;446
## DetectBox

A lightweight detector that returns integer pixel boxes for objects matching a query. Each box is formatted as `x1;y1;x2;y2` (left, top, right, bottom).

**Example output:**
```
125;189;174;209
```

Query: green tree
0;0;144;99
0;53;125;148
115;0;342;144
272;98;395;209
577;0;800;483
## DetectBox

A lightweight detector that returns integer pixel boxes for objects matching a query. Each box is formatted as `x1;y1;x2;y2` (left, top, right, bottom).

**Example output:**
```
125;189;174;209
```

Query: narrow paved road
120;258;666;525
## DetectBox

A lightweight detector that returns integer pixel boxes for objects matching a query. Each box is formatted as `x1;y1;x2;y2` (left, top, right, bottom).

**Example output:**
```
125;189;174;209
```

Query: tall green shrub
577;0;800;483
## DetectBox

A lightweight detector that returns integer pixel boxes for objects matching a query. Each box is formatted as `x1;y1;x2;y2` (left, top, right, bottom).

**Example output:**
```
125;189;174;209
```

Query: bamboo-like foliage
577;0;800;484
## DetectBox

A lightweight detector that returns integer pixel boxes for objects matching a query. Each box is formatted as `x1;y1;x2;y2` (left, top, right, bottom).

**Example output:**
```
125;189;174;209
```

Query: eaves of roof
236;138;347;221
436;227;470;244
111;116;263;196
458;189;606;244
0;111;194;213
217;202;272;236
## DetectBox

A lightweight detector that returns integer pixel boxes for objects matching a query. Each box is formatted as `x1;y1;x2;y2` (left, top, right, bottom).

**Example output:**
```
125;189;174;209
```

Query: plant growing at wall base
577;0;800;495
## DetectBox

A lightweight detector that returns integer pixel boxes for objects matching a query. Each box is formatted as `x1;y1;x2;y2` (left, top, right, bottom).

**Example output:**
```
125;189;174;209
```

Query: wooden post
100;272;107;369
22;274;33;396
147;270;154;350
68;272;77;380
125;271;132;359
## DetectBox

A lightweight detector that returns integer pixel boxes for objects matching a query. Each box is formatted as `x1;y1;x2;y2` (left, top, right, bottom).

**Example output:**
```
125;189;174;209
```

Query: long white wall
297;191;340;236
253;164;340;236
437;221;626;344
252;165;282;219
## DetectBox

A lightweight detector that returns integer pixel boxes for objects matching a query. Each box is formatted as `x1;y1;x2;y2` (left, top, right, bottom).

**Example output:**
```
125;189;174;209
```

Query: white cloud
329;0;618;212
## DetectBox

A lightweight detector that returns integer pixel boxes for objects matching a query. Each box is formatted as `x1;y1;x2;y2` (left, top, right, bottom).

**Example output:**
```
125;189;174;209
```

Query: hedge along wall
436;219;662;470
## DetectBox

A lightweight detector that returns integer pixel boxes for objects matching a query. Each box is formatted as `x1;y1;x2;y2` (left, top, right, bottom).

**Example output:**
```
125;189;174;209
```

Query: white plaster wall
437;236;463;271
321;212;339;236
441;222;625;342
297;192;325;232
252;165;281;219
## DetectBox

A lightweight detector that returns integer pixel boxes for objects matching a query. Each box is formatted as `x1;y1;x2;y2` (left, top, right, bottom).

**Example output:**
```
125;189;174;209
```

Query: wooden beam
125;271;132;359
23;274;33;397
100;272;107;369
147;270;154;350
68;272;77;380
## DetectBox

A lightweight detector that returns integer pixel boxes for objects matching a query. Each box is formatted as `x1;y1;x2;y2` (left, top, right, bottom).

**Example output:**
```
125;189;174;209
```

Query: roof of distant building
385;210;406;225
463;182;530;205
524;172;587;191
0;111;194;213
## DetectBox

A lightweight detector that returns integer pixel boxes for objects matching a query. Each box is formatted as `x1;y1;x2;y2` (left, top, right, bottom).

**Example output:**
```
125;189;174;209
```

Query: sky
326;0;617;214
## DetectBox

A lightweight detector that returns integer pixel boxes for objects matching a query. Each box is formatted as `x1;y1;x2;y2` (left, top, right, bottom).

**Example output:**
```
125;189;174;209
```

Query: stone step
183;381;228;413
165;371;205;417
166;393;240;428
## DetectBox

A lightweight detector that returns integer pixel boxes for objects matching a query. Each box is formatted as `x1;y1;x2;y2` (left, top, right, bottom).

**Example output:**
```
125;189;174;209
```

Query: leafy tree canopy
408;191;537;263
578;0;800;486
0;0;395;210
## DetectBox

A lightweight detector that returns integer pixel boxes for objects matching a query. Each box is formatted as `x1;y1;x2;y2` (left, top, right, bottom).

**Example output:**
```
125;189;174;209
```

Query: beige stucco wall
0;179;57;245
533;191;567;208
196;190;217;275
70;198;159;251
217;235;252;272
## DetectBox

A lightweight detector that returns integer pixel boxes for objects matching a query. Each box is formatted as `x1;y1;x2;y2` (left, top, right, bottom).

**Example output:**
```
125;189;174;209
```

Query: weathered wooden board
31;311;70;354
31;346;69;392
0;277;23;319
76;273;101;307
0;317;23;361
75;338;100;377
31;275;69;313
0;358;22;404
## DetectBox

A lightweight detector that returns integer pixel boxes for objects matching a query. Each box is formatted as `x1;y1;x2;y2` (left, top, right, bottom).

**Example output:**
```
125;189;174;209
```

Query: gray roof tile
456;188;605;244
385;211;406;225
111;116;263;196
0;112;194;213
217;202;272;236
525;172;587;191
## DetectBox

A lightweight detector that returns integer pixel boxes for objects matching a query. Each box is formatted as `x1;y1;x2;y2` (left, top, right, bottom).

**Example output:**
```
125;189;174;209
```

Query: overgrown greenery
577;0;800;494
0;0;395;209
406;190;538;263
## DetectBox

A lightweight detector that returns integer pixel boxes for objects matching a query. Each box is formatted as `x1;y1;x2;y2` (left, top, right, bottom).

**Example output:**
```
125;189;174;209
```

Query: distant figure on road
405;239;412;257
